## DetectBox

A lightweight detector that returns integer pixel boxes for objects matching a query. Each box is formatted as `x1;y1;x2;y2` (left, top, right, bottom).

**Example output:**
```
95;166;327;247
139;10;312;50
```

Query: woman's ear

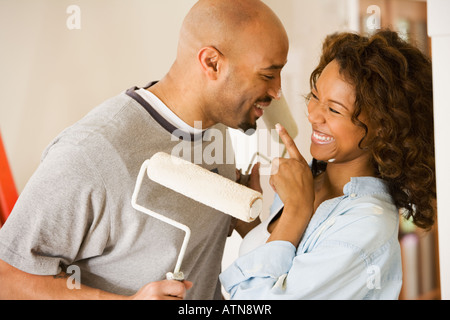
198;46;223;80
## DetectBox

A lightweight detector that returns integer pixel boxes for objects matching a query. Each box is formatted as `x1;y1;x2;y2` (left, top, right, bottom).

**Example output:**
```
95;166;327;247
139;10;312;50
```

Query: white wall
428;0;450;300
0;0;197;191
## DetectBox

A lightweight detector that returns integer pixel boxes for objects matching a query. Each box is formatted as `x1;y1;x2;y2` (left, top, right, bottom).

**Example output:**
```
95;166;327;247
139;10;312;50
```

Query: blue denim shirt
220;177;402;300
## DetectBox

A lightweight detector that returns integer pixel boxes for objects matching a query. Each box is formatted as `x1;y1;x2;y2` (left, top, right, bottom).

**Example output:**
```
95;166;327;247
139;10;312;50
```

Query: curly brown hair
310;30;436;230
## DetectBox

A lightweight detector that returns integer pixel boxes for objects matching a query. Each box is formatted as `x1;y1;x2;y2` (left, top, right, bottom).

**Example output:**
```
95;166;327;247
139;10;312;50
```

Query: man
0;0;288;300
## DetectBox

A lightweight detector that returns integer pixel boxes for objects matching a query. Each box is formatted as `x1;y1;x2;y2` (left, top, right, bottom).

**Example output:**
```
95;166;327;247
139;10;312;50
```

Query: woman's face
308;59;371;165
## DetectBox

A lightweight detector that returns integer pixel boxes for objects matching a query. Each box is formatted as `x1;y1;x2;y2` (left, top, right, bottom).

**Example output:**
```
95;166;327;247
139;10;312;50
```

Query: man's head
171;0;289;132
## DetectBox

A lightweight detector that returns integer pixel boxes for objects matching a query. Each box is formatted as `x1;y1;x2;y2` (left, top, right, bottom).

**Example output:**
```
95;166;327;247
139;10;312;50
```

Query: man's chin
237;122;257;135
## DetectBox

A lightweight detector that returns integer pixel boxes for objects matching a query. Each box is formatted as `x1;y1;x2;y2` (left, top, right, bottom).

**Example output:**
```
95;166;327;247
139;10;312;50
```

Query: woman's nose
307;102;326;124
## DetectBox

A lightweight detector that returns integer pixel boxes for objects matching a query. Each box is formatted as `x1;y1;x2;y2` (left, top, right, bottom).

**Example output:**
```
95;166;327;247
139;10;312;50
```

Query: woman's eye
329;107;341;115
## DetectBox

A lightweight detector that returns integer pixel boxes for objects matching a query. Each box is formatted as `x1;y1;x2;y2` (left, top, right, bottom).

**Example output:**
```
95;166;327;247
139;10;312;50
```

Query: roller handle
131;160;191;281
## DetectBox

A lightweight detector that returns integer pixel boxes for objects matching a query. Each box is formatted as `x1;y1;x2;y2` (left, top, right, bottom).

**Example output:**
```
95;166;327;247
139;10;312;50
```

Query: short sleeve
0;143;110;275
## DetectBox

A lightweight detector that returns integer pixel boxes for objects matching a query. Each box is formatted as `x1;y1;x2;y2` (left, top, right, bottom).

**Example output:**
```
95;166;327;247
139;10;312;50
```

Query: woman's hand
267;124;314;247
270;124;314;210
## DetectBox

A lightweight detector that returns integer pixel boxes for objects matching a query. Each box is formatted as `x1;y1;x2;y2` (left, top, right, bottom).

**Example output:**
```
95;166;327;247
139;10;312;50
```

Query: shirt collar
343;177;390;199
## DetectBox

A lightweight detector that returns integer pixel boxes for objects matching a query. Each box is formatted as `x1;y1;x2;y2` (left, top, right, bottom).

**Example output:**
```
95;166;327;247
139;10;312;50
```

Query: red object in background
0;131;18;227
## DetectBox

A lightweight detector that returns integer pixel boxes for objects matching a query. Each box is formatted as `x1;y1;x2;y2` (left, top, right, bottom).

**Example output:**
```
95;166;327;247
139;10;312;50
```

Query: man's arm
0;259;192;300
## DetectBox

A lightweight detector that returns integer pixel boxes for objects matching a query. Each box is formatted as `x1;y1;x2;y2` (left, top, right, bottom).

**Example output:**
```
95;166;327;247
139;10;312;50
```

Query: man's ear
198;46;223;80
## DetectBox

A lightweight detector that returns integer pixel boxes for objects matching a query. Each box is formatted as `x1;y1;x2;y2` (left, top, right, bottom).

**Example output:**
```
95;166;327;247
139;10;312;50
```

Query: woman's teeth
313;131;335;143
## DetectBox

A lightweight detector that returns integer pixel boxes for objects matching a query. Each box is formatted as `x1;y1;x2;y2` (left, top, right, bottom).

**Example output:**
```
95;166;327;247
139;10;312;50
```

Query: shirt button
350;193;357;198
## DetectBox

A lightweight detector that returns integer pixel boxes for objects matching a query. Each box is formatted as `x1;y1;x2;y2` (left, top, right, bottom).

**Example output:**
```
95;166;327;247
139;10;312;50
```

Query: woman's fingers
276;123;309;166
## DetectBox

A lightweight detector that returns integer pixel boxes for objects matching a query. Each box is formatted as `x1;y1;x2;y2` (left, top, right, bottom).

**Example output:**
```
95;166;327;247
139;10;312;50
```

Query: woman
220;30;435;300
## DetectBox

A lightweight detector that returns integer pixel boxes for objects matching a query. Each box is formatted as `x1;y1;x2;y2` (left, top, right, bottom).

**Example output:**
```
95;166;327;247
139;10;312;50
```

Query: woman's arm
220;238;370;300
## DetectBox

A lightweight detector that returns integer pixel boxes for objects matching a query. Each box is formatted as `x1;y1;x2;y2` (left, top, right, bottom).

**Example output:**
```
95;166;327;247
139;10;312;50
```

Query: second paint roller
131;152;263;280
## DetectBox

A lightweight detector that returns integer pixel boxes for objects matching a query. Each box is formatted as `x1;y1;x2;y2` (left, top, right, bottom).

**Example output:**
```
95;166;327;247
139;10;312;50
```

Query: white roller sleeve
147;152;263;222
263;95;298;140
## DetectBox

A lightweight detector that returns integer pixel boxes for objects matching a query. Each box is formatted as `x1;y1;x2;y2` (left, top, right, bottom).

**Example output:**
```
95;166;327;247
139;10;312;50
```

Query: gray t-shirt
0;85;236;299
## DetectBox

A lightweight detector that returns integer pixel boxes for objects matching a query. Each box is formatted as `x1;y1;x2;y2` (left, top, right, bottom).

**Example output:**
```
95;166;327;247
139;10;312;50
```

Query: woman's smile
311;130;335;145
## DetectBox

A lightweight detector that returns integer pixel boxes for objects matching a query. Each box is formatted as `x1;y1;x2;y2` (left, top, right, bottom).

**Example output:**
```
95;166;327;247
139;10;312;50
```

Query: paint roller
131;152;263;281
239;94;299;185
263;94;298;143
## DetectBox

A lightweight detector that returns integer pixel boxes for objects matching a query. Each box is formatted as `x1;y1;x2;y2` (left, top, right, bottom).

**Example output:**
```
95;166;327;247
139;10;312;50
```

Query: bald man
152;0;288;132
0;0;288;300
